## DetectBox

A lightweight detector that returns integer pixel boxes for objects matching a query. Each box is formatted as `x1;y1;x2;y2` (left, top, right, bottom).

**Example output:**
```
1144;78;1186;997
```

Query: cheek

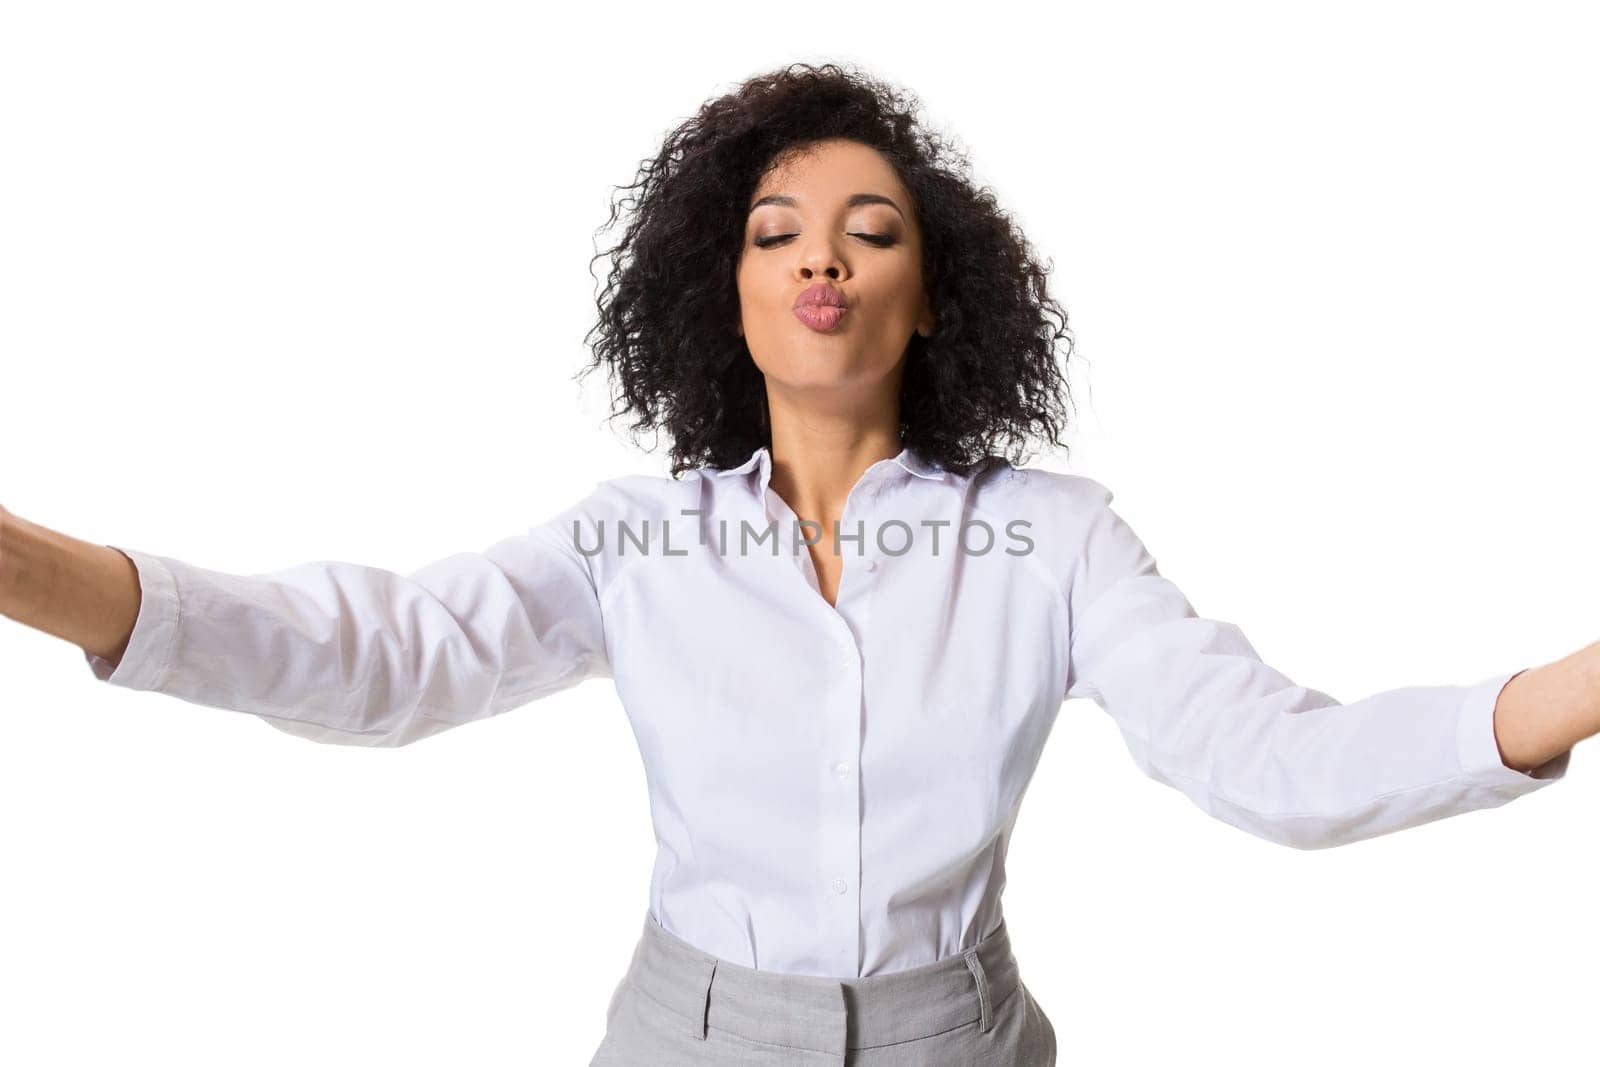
735;275;773;328
867;266;926;324
736;254;777;291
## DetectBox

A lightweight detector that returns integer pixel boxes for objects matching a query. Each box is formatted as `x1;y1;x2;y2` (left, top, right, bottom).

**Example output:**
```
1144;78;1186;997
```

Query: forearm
1493;640;1600;773
0;510;142;665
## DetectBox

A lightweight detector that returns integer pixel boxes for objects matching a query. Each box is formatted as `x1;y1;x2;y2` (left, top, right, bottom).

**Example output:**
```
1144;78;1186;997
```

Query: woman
0;62;1584;1065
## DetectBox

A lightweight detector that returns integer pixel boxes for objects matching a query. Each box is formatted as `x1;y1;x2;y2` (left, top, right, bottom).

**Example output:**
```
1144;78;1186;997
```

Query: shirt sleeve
1062;480;1569;850
79;493;611;747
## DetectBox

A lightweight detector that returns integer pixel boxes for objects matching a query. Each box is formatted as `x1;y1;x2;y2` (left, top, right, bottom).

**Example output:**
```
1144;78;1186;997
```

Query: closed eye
753;233;898;249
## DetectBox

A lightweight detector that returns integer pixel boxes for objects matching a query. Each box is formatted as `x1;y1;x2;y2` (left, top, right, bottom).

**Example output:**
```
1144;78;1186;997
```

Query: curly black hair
581;61;1078;480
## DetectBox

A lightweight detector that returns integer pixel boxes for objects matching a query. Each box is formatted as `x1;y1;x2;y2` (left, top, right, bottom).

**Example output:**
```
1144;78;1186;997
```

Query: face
735;138;934;401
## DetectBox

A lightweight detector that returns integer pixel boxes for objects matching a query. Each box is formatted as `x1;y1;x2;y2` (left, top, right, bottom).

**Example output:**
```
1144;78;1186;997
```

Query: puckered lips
793;283;849;333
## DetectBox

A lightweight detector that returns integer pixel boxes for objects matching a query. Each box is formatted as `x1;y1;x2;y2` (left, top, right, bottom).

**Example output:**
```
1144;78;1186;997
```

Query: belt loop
691;959;717;1040
962;946;994;1033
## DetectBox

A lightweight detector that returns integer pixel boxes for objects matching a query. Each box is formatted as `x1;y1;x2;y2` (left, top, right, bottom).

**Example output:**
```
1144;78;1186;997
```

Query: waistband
618;909;1020;1055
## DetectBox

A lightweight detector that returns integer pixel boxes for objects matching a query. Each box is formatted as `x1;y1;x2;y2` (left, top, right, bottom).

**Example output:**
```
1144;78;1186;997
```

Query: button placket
822;613;865;976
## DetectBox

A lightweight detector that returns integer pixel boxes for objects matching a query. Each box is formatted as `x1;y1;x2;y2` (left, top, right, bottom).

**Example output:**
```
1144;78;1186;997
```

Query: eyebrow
747;192;906;220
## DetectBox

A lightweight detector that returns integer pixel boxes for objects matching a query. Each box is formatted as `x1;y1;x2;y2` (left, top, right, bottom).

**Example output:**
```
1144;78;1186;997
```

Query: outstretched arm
1062;479;1575;850
1;494;611;748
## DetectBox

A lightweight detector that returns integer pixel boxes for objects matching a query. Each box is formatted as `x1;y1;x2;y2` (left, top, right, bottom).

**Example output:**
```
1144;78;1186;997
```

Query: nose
795;236;846;281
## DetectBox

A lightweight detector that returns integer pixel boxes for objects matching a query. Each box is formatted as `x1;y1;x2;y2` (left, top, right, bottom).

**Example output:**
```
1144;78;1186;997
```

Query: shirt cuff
1455;668;1571;791
81;546;179;692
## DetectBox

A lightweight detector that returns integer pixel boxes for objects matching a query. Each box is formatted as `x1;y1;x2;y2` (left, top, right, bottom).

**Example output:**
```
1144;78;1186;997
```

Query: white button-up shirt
82;443;1569;978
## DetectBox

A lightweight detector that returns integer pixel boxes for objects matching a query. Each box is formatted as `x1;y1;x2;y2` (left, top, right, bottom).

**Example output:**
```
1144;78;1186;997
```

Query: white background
2;2;1595;1063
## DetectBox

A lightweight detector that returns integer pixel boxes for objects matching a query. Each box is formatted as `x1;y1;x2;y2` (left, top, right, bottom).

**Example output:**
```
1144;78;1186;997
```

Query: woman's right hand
0;507;143;664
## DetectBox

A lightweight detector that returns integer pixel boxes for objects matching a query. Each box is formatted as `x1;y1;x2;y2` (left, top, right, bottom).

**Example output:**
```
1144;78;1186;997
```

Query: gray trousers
590;910;1057;1065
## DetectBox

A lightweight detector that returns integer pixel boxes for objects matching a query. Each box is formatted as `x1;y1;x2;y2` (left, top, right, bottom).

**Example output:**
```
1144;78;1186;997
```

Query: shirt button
864;558;878;573
831;879;848;894
833;762;851;778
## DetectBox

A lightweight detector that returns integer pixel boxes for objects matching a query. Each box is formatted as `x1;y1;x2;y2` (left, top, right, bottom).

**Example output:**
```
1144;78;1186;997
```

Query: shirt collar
712;443;950;500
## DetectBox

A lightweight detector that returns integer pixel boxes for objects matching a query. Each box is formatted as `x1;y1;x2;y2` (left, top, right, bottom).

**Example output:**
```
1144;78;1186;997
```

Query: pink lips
793;283;849;333
794;304;848;331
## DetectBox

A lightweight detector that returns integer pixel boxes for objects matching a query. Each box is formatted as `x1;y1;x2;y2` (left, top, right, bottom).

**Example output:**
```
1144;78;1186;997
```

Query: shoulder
528;469;704;594
584;470;700;516
962;458;1122;586
964;456;1115;522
